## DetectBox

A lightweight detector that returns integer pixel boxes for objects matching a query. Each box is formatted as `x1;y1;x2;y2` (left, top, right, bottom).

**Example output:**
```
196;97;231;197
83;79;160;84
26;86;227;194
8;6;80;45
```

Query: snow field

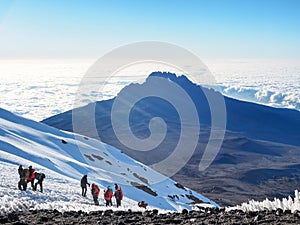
0;160;161;215
0;108;217;214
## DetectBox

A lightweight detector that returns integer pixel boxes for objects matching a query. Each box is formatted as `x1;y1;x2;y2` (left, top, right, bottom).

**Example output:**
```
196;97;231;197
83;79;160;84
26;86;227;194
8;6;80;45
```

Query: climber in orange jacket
91;183;100;205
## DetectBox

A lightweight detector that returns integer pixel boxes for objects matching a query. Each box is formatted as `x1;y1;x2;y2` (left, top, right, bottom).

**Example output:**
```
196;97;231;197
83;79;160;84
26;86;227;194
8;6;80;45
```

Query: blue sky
0;0;299;59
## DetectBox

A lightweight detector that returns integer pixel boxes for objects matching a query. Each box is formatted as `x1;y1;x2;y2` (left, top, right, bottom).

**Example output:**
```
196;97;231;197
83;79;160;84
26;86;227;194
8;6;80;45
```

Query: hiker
138;200;148;209
18;165;23;190
80;175;90;197
91;183;100;205
104;186;113;207
27;166;35;190
34;172;45;193
18;165;23;177
18;165;27;191
114;183;123;207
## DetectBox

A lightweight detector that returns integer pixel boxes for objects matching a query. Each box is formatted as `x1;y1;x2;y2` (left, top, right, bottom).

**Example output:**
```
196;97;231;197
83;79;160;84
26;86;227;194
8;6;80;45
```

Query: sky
0;0;300;59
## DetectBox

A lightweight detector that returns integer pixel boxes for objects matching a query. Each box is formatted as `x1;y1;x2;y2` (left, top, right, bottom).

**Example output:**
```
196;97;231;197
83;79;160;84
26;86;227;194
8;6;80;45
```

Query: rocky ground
1;208;300;225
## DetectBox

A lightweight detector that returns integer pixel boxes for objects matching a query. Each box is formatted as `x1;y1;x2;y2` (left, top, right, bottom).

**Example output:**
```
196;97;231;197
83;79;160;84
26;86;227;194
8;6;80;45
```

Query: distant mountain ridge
43;72;300;146
42;72;300;206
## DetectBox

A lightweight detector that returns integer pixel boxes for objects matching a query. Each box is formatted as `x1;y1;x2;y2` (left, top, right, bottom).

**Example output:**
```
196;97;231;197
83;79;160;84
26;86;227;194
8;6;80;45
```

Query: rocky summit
1;209;300;225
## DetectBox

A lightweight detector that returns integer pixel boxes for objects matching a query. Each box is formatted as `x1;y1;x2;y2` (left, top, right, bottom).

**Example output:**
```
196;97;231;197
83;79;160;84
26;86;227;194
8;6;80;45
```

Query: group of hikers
18;165;45;192
81;175;148;209
17;165;148;209
81;175;124;207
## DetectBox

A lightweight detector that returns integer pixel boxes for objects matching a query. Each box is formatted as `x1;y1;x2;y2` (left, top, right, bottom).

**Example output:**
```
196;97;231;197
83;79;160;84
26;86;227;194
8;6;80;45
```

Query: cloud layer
0;59;299;121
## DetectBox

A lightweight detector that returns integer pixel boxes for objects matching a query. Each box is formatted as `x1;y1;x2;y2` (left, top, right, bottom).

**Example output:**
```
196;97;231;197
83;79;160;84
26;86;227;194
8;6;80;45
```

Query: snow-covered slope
0;108;217;214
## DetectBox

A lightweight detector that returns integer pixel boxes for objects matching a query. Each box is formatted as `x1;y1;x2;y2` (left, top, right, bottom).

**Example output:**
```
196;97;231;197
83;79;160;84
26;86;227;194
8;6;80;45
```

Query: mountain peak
42;71;300;206
148;71;180;80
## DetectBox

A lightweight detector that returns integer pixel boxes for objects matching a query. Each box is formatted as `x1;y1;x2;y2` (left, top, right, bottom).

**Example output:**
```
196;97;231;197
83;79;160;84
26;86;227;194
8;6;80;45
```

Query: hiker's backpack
94;185;100;197
104;190;112;200
27;169;35;181
115;189;120;199
23;169;29;181
35;172;45;181
118;187;123;200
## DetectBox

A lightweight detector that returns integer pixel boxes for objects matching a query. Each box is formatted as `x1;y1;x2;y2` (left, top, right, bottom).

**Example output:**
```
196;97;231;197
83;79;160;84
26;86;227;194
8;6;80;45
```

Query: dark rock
29;210;38;214
89;211;101;216
294;210;300;218
165;219;183;224
0;216;8;223
114;211;126;216
3;208;300;224
39;216;49;222
210;207;221;214
276;208;283;216
124;219;139;223
185;194;204;204
219;207;226;212
103;209;114;216
8;213;19;222
133;211;143;216
152;209;159;215
143;210;153;217
254;214;262;222
130;182;158;196
174;183;186;190
248;211;258;217
182;209;188;214
53;209;61;216
285;209;292;214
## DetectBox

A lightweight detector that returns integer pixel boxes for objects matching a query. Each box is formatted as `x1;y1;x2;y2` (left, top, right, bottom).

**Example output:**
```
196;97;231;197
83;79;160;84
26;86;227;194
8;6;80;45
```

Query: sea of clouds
0;58;299;121
206;59;300;111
